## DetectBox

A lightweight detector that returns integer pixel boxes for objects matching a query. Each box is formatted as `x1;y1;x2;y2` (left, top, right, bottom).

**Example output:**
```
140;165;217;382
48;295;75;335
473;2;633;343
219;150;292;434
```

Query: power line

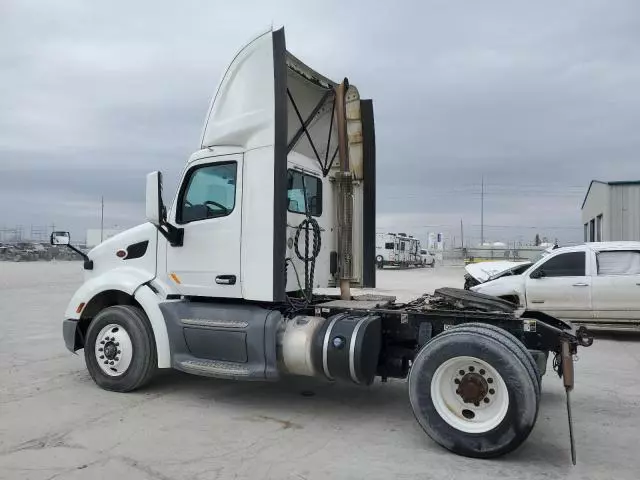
378;224;583;230
480;175;484;245
382;192;585;200
470;224;582;230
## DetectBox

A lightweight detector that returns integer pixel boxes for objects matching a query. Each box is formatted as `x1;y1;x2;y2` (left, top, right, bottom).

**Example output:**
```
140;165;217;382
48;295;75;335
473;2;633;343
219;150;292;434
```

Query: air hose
294;215;322;300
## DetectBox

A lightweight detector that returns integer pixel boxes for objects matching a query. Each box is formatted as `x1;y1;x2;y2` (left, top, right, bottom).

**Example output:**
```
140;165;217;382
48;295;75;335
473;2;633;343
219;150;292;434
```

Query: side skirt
159;301;281;381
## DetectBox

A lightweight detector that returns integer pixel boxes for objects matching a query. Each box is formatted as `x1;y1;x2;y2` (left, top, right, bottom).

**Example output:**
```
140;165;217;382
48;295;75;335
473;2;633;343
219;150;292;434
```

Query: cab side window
287;170;322;216
532;252;585;277
597;251;640;275
178;162;237;224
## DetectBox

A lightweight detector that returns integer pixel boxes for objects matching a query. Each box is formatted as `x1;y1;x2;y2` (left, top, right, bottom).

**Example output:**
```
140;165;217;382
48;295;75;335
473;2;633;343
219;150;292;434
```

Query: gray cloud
1;0;639;246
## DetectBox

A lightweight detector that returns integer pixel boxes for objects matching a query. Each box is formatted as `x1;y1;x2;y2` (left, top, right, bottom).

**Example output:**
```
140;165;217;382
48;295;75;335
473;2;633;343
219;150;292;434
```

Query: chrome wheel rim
430;355;509;433
94;323;133;376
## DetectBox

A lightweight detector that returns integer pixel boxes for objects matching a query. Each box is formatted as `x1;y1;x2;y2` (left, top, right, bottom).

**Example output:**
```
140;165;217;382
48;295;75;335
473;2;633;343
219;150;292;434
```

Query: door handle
215;275;236;285
530;300;545;304
572;283;588;287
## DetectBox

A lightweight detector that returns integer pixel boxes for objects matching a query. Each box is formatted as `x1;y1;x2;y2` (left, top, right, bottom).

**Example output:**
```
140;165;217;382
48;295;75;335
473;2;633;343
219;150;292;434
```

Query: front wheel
84;305;157;392
408;330;538;458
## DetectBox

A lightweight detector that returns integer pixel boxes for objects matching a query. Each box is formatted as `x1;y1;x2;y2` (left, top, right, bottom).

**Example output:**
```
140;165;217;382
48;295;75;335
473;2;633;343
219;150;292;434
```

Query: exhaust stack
335;78;353;300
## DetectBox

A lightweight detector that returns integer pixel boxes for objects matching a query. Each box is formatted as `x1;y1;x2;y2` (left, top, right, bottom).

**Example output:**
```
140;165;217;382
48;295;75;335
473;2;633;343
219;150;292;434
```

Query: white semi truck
53;28;592;462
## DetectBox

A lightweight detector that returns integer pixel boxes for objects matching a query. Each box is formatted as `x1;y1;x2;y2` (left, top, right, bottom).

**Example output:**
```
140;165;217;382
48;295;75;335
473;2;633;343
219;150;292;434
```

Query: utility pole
460;219;464;249
480;175;484;246
100;196;104;243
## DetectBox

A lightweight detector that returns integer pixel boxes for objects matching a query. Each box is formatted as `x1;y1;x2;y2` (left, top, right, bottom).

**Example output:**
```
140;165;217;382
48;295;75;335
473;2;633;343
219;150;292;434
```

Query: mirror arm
150;188;183;247
155;221;184;247
64;244;93;270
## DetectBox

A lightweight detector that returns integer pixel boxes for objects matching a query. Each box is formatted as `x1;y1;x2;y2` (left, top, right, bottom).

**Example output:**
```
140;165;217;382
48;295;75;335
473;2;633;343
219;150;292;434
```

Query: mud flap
561;340;576;465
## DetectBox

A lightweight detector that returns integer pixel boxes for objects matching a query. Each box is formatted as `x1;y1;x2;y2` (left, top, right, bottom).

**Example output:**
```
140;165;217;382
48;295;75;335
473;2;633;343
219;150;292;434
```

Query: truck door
165;155;243;298
525;250;592;322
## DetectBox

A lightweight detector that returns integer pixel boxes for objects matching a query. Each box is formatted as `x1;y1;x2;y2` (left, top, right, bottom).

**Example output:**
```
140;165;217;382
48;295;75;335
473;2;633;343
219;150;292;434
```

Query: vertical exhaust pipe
335;78;353;300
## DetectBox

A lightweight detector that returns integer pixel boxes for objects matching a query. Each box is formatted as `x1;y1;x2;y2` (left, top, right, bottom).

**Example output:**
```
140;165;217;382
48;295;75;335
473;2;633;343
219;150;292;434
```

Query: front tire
84;305;157;392
408;330;538;458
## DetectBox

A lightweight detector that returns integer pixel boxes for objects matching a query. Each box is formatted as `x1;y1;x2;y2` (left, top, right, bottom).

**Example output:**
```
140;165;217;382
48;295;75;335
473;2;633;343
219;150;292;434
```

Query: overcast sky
1;0;639;246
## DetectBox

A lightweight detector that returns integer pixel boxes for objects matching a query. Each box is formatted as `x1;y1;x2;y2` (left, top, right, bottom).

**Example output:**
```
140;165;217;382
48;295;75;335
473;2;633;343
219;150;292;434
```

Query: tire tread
84;305;157;392
409;329;539;458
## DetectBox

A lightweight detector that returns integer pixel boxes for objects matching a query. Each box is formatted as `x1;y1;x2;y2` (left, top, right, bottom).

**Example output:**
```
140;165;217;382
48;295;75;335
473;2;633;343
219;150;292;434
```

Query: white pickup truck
472;242;640;330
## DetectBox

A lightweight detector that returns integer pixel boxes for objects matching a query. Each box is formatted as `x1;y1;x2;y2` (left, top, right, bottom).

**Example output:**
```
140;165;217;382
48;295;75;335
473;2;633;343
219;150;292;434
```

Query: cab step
178;358;250;378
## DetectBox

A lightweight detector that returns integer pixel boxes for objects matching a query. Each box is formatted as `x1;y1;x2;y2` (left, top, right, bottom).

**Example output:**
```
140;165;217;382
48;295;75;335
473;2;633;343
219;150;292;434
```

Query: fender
64;267;154;319
133;285;171;368
472;277;527;307
64;267;171;368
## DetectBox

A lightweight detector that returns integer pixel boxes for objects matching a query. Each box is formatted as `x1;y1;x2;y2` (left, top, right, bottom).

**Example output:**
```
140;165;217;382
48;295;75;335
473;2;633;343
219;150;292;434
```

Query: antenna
101;196;104;243
480;176;484;246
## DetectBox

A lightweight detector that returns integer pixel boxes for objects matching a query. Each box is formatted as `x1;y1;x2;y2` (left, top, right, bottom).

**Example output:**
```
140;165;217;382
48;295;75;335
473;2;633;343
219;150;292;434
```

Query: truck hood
470;273;525;295
465;261;531;283
86;223;157;278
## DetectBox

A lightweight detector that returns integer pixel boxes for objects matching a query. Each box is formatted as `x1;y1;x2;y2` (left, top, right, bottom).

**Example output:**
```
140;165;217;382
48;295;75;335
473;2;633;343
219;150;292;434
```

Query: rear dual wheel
450;322;542;391
408;325;539;458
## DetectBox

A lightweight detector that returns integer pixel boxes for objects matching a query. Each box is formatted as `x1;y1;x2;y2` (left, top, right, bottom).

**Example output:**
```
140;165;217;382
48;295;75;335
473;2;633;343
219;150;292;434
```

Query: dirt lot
1;261;639;479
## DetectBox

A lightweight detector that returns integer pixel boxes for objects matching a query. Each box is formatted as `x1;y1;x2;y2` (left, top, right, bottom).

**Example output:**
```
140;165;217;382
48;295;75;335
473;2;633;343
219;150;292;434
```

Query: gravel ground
1;261;639;479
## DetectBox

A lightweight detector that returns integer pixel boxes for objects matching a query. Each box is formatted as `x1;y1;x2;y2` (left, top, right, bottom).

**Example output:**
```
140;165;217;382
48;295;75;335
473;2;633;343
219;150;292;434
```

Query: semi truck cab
53;27;592;462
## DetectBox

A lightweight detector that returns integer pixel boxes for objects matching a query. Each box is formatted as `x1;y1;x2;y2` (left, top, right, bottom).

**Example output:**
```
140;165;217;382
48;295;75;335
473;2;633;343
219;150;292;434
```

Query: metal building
581;180;640;242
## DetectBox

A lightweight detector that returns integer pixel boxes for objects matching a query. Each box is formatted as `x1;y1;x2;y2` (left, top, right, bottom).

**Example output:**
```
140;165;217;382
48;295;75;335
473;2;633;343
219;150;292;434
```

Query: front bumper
63;318;82;353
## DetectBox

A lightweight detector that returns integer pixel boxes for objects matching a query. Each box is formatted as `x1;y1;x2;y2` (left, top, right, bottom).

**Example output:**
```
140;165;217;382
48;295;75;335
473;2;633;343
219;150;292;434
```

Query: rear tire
409;330;538;458
84;305;157;392
449;323;542;396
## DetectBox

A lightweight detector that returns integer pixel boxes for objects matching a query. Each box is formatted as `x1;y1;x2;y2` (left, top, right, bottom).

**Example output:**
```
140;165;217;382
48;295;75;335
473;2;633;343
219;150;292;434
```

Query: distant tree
534;233;541;246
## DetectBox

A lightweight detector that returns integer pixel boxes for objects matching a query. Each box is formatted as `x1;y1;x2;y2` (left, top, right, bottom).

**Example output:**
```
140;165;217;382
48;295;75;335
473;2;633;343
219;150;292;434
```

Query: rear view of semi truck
53;27;592;462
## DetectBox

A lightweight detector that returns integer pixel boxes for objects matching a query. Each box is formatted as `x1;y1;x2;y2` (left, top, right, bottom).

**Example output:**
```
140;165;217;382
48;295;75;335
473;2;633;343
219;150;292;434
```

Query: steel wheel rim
430;355;509;433
94;323;133;376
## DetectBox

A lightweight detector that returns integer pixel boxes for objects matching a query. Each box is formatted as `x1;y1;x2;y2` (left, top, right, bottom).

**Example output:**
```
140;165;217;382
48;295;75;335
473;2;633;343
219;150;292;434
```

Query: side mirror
49;231;92;269
50;231;70;246
146;170;184;247
146;171;164;226
530;269;545;279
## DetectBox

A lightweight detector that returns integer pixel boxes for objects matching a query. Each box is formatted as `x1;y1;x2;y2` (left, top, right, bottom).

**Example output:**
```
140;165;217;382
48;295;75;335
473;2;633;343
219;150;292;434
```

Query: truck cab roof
583;241;640;251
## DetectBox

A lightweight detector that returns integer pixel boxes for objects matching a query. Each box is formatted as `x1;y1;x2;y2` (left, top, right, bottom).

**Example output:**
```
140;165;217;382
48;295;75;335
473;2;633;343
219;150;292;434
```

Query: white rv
375;233;427;268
